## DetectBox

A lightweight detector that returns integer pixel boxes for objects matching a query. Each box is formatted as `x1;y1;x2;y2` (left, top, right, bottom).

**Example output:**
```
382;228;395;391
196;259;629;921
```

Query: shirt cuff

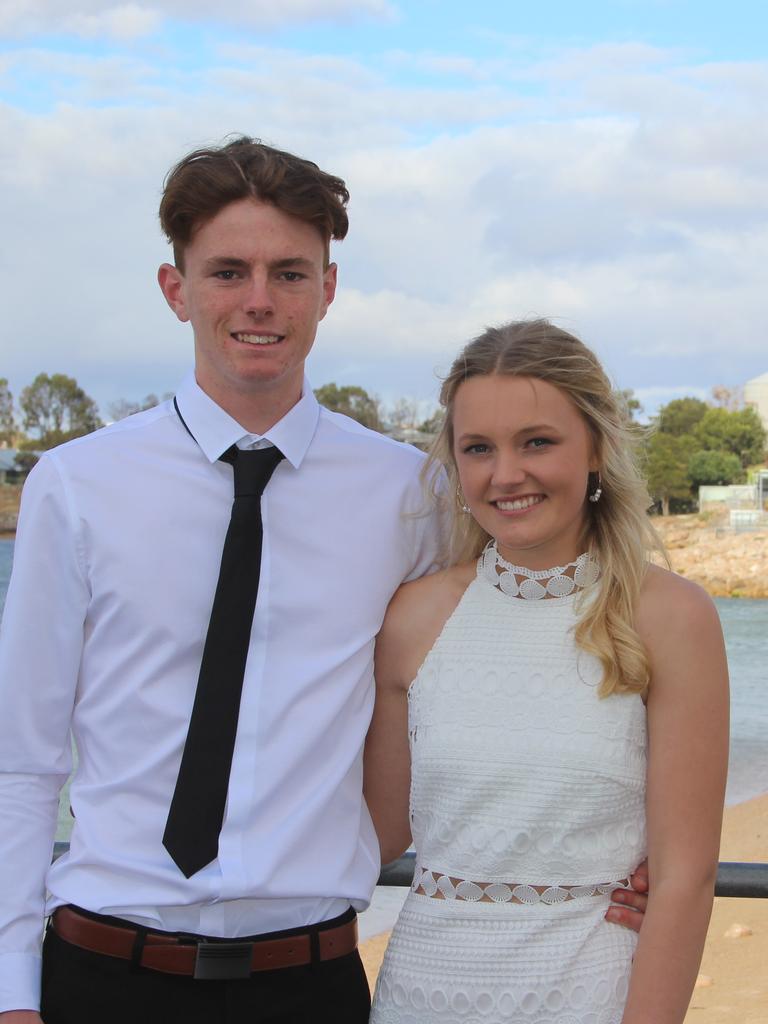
0;951;42;1013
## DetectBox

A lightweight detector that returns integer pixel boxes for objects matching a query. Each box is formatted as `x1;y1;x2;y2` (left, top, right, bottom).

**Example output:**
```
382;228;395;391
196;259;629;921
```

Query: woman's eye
527;437;552;449
463;443;489;454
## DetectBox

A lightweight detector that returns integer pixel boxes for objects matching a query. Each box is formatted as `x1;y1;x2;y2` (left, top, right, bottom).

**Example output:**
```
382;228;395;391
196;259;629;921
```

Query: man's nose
243;274;275;316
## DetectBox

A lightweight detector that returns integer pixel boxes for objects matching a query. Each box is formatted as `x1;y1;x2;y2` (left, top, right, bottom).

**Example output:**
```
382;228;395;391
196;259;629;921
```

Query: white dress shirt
0;374;442;1012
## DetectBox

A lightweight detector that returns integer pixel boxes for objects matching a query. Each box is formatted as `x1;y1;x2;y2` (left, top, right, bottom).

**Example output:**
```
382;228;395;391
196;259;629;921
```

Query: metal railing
51;844;768;898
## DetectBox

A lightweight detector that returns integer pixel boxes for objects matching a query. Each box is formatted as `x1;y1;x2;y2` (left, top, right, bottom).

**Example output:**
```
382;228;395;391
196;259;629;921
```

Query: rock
723;922;753;938
653;513;768;598
694;974;713;988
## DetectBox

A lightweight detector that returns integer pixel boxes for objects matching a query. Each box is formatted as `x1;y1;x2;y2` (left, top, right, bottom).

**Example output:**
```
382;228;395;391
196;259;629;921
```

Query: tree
20;373;103;449
0;378;14;447
687;449;744;487
386;397;420;432
108;393;171;422
711;385;744;411
13;451;39;473
418;408;445;435
314;383;382;431
616;389;643;422
693;406;766;468
645;432;695;515
656;397;708;437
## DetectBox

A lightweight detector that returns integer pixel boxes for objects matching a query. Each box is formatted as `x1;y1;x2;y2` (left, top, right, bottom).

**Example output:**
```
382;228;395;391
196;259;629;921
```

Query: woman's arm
621;568;729;1023
363;639;412;866
364;577;436;865
364;566;475;865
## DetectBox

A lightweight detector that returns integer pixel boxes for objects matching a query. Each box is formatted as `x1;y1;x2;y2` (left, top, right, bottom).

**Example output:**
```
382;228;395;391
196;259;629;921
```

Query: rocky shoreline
653;513;768;599
0;485;22;538
1;486;766;598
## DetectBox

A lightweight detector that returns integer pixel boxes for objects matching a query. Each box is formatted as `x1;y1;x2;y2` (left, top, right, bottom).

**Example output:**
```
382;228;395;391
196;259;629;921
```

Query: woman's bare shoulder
636;563;721;652
382;563;477;640
376;562;478;690
391;561;476;612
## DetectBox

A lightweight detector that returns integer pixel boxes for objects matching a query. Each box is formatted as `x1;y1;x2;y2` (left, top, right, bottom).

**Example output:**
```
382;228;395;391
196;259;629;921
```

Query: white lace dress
369;550;647;1024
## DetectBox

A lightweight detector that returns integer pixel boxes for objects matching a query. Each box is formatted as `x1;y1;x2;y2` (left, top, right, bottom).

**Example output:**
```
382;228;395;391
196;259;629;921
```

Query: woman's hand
606;858;649;931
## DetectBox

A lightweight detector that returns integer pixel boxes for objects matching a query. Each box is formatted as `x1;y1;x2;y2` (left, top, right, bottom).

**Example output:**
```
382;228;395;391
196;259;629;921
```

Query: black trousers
40;911;371;1024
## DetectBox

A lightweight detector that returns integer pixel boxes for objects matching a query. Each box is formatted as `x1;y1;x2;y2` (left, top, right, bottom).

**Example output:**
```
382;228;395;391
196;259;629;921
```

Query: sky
1;0;767;423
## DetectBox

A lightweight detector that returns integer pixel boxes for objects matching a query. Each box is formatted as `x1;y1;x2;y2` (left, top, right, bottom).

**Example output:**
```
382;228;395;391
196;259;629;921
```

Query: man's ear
318;262;338;322
157;263;189;323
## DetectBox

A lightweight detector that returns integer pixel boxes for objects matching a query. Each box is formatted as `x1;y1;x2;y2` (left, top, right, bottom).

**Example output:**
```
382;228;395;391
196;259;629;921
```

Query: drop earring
588;472;603;504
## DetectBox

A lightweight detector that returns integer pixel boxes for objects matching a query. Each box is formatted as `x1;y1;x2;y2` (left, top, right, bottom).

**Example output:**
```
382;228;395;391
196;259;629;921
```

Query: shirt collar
173;372;320;470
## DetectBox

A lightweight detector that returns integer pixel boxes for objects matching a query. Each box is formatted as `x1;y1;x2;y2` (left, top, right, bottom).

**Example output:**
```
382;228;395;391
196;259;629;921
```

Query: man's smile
232;332;284;345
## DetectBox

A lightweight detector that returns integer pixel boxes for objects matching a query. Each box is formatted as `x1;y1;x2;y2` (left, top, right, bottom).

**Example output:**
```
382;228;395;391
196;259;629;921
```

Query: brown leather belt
51;905;358;980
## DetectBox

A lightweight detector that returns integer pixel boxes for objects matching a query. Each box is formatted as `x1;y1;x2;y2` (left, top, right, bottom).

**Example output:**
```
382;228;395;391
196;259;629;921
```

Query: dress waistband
412;869;630;906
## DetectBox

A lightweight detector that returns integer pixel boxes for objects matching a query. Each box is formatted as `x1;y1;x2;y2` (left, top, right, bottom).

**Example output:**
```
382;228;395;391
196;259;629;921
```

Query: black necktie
163;443;285;878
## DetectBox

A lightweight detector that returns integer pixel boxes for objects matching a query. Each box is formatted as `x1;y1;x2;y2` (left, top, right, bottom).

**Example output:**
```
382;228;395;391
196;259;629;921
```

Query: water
0;540;11;604
0;539;766;832
714;596;768;806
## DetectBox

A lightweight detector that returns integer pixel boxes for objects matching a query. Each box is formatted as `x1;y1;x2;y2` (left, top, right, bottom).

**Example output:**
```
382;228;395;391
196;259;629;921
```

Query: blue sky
1;1;767;422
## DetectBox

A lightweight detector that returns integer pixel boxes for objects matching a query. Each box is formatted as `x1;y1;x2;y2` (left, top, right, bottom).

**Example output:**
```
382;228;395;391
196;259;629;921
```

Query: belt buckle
193;941;254;980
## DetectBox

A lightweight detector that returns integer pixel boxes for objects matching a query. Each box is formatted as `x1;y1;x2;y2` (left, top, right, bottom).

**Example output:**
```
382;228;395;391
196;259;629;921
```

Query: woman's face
452;374;598;570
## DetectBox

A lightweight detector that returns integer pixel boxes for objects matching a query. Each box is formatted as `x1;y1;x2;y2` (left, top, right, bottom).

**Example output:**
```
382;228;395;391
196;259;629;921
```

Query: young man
0;138;647;1023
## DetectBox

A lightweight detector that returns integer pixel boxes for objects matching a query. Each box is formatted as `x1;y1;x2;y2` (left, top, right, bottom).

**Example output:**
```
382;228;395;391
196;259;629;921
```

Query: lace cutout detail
479;541;599;599
413;869;630;905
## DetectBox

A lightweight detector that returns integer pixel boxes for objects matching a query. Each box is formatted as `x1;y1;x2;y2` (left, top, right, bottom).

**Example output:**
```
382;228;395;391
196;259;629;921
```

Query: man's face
158;198;337;414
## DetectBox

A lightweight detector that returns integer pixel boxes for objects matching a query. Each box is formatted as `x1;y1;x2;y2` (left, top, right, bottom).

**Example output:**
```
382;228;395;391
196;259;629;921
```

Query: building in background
745;372;768;435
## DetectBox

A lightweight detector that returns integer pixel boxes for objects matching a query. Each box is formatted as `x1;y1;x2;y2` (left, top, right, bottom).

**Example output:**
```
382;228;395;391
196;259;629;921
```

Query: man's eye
279;271;305;282
214;270;239;280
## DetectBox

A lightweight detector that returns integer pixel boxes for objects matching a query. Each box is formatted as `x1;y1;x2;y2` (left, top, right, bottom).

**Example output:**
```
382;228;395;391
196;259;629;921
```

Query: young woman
365;320;729;1024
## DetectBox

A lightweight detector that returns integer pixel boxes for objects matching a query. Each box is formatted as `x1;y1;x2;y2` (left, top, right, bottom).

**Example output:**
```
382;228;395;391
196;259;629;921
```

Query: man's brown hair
159;136;350;269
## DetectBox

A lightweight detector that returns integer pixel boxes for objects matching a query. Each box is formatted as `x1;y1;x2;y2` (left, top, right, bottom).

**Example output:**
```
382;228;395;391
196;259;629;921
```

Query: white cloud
180;0;397;28
63;5;162;40
0;2;160;39
384;50;493;81
0;0;396;37
2;33;767;416
542;41;673;79
214;46;378;85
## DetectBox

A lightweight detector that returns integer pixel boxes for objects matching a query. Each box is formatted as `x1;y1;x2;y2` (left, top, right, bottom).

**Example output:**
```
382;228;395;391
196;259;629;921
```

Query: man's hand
0;1013;43;1023
605;858;649;933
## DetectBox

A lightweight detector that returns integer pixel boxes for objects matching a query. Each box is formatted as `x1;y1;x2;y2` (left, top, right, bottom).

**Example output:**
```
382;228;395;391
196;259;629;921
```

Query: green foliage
687;449;745;486
0;378;14;446
645;432;696;515
656;397;709;437
20;373;103;449
616;388;643;422
693;406;766;468
314;382;382;431
649;395;767;513
419;408;445;434
13;451;39;473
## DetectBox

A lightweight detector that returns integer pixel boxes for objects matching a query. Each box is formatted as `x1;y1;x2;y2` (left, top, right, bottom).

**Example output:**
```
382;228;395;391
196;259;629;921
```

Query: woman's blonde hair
424;318;666;698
